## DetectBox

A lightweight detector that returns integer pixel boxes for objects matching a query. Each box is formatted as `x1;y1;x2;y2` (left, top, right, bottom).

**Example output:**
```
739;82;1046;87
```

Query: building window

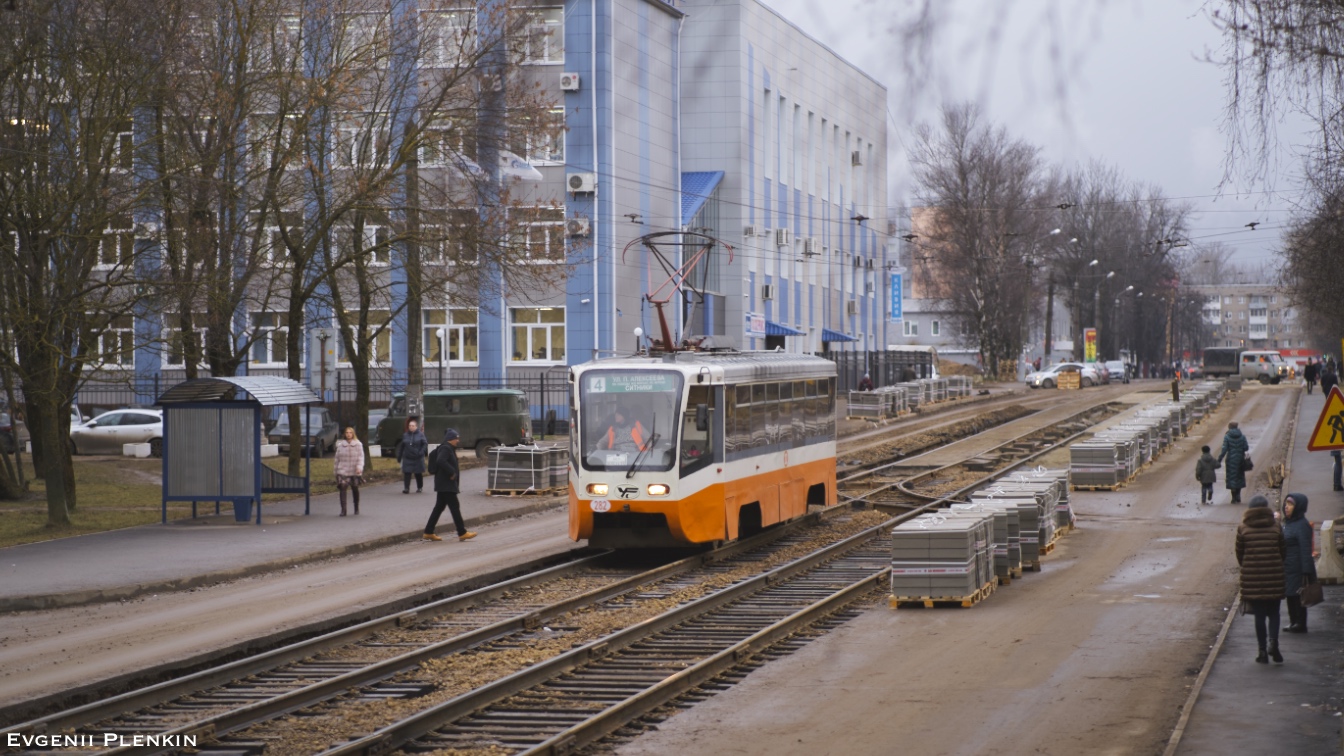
903;320;918;337
97;315;135;367
511;107;565;164
421;208;480;265
165;315;207;367
510;306;565;362
97;215;135;269
340;13;389;65
522;8;563;63
419;9;474;68
420;114;476;166
335;223;391;265
337;310;391;365
250;312;290;365
334;115;390;168
515;206;565;261
261;224;300;265
113;120;134;171
423;308;478;364
931;320;940;336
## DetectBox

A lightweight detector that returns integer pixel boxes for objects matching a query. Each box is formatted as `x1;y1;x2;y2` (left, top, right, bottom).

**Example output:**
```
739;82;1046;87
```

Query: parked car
268;408;339;457
1104;360;1130;384
1026;362;1100;389
367;409;388;443
69;408;164;456
0;411;29;453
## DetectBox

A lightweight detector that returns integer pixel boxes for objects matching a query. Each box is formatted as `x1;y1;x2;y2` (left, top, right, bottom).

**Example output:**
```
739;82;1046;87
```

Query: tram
568;351;838;549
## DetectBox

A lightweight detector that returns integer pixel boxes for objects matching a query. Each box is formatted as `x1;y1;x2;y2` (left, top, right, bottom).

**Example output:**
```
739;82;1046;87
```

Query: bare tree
0;0;170;521
908;103;1054;379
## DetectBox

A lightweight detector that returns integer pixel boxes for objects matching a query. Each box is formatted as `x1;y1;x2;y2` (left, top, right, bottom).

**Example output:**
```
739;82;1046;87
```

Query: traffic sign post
1306;385;1344;451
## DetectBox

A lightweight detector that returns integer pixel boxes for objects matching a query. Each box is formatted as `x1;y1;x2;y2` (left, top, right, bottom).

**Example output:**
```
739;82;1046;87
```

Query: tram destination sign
587;373;678;393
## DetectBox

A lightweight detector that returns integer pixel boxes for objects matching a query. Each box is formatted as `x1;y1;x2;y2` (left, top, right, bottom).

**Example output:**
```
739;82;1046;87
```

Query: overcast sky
759;0;1304;269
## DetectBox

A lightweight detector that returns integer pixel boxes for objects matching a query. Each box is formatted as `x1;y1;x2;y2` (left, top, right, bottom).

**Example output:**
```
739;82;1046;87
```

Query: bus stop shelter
155;376;321;524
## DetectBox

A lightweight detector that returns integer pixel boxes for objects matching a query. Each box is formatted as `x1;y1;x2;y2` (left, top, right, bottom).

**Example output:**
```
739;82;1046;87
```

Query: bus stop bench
261;465;308;494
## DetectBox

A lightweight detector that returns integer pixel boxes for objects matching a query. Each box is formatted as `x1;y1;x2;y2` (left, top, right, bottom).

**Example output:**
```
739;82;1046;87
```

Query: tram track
3;386;1146;756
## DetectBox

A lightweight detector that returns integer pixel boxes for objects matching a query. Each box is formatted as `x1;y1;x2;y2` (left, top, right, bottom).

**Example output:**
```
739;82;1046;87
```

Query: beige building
1191;283;1303;350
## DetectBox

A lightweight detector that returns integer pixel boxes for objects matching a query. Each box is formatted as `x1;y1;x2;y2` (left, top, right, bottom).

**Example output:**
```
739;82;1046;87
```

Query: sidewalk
0;465;565;612
1177;388;1344;754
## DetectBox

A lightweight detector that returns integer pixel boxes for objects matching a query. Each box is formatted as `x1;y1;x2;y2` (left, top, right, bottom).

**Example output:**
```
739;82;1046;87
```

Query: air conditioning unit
567;172;596;193
865;282;875;294
851;150;862;166
846;300;858;315
865;258;874;270
774;228;792;247
802;238;818;256
853;255;862;268
566;217;590;237
743;224;759;238
559;72;581;91
761;284;775;301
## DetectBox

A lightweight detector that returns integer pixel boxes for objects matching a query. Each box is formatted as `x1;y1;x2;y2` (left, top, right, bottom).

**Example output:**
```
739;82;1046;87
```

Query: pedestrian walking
396;419;429;494
1322;364;1339;396
1281;492;1318;633
1216;421;1250;504
422;428;476;542
333;426;364;516
1236;495;1286;664
1195;444;1218;505
1304;358;1319;394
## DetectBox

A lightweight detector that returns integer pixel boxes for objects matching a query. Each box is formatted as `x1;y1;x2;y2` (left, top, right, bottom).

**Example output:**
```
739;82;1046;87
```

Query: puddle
1153;537;1189;543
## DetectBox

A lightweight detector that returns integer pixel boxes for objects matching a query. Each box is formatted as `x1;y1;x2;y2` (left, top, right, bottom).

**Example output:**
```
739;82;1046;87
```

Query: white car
1026;362;1099;389
1104;360;1130;384
69;408;164;457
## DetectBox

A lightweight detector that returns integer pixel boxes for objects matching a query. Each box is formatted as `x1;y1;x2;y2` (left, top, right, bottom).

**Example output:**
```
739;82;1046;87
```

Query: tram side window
751;383;766;448
778;381;793;446
731;385;750;453
681;385;715;475
765;383;780;445
825;377;836;434
804;379;818;437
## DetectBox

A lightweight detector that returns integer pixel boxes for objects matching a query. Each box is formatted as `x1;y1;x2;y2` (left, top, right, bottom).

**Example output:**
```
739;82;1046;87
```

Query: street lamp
1091;270;1114;361
436;327;446;390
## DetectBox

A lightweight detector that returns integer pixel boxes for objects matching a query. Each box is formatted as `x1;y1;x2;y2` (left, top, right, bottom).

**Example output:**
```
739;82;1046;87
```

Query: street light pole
1091;270;1114;361
436;327;446;390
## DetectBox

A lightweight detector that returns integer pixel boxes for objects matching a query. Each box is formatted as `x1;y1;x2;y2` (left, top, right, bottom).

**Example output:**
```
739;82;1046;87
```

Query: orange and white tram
568;351;838;549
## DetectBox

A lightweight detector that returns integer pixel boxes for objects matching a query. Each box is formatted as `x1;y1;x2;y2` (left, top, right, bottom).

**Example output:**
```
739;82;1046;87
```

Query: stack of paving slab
947;376;973;398
1070;440;1124;487
949;501;1021;581
890;513;993;600
896;382;924;408
847;391;886;420
970;490;1048;567
1112;422;1159;466
1091;428;1142;481
487;445;562;493
547;446;569;489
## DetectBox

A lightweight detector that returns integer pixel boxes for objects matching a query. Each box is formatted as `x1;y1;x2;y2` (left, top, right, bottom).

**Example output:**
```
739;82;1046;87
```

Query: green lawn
0;452;421;549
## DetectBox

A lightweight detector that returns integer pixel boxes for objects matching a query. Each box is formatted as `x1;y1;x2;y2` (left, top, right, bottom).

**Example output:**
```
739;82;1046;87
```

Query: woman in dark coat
1236;495;1286;663
396;419;429;494
1281;492;1318;633
1216;421;1250;504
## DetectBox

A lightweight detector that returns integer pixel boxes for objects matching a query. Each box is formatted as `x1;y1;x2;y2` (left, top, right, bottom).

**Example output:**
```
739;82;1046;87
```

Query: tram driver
602;408;649;451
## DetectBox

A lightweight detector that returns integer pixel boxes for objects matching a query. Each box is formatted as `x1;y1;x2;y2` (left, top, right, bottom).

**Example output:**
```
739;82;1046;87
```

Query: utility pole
1044;274;1055;361
404;120;424;422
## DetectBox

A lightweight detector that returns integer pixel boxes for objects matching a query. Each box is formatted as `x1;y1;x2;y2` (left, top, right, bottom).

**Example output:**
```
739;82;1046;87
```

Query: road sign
1307;385;1344;451
890;273;903;321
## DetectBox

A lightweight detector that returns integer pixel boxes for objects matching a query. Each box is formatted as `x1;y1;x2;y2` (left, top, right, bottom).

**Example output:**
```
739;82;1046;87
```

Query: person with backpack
422;428;476;542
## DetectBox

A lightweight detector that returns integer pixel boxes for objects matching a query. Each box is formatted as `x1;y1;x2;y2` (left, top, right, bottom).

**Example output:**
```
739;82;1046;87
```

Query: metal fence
821;351;938;391
332;370;572;437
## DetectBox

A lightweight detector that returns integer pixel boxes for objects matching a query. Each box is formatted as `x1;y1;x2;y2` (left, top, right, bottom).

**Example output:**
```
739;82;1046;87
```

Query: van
376;389;533;459
1202;347;1240;378
1238;350;1289;384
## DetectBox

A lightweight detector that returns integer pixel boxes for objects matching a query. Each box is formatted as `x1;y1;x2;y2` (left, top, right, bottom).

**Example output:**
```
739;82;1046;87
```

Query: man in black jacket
422;428;476;542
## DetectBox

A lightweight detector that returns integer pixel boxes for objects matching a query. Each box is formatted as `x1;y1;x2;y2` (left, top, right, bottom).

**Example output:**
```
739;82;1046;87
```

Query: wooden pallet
1038;539;1056;556
890;580;995;609
485;487;564;497
1022;559;1043;572
1072;483;1123;492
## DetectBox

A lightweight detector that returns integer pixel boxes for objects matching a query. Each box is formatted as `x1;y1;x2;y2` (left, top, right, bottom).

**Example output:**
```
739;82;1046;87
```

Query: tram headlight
647;483;670;496
586;483;609;496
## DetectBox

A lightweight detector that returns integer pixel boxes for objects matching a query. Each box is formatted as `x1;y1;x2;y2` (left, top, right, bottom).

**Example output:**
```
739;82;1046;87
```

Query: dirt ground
613;386;1297;756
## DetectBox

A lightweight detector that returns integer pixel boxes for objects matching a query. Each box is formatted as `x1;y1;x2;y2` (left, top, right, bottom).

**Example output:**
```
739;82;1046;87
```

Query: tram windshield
579;370;683;473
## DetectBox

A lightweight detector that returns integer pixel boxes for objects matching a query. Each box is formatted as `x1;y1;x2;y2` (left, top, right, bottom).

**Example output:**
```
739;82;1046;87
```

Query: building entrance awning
765;320;805;337
821;328;859;342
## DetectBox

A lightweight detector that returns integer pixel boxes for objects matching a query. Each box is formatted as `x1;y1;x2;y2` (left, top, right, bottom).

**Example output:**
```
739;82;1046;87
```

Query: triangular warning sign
1307;385;1344;451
